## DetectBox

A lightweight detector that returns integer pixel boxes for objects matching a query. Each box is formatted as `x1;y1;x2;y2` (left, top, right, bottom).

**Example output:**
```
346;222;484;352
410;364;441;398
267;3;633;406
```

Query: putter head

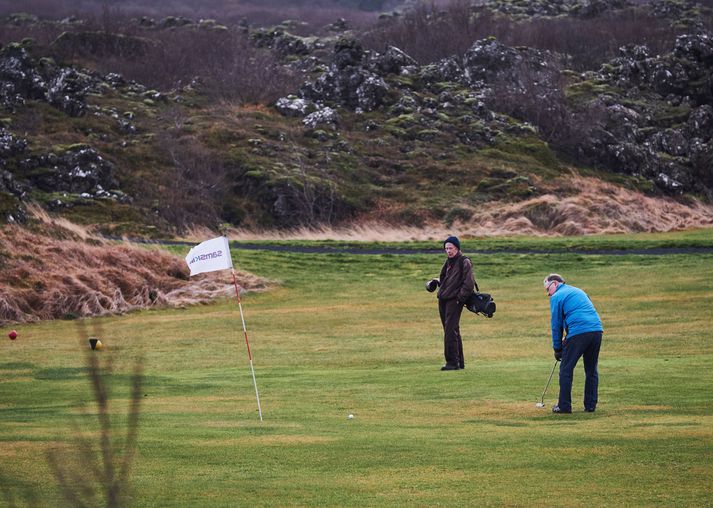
535;402;545;408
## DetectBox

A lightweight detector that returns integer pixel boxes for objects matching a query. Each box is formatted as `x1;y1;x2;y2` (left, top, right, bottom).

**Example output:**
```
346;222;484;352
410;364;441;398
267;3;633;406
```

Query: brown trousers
439;298;464;368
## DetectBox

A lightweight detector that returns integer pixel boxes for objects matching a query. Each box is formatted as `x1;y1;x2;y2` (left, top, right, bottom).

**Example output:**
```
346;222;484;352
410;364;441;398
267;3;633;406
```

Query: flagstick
231;269;263;422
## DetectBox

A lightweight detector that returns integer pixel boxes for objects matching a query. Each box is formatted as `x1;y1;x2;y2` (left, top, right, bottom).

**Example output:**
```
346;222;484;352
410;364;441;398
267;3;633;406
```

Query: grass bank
1;236;712;506
227;226;713;252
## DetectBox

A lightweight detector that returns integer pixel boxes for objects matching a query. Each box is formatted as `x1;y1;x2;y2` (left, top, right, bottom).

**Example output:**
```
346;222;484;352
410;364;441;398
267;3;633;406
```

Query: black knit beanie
443;236;461;250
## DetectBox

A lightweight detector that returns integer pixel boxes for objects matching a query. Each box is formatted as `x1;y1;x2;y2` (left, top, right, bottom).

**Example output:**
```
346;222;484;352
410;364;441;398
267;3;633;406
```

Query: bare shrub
363;0;494;63
362;0;679;70
0;0;687;74
0;0;93;20
0;20;64;47
6;5;302;103
275;146;340;226
484;58;607;155
511;13;679;71
0;5;140;51
148;120;227;231
0;0;380;29
210;4;378;32
47;320;143;508
97;27;302;103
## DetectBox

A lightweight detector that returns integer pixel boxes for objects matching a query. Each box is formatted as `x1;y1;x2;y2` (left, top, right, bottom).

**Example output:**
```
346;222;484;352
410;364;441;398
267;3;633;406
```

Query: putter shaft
539;359;559;405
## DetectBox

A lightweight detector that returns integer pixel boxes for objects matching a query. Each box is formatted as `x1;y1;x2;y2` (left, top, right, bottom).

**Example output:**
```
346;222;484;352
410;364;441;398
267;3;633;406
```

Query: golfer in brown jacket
426;236;475;370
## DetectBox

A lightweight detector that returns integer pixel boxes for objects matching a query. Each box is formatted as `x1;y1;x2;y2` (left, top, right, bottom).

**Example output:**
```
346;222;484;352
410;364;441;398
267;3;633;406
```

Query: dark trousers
558;331;602;412
439;298;464;368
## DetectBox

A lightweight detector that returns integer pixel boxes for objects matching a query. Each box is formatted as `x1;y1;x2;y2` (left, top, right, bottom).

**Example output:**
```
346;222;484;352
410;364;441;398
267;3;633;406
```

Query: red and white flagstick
232;269;263;422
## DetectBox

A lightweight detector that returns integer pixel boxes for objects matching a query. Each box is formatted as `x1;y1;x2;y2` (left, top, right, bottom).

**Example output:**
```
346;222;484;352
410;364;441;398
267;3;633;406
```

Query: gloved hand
425;279;440;292
554;348;562;361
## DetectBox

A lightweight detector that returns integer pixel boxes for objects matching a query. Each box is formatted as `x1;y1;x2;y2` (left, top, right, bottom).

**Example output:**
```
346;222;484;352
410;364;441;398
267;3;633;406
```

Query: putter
535;359;559;408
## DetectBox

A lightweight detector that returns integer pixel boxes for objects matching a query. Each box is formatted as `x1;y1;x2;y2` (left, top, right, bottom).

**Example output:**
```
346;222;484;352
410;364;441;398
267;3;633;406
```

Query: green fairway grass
231;227;713;252
1;234;712;506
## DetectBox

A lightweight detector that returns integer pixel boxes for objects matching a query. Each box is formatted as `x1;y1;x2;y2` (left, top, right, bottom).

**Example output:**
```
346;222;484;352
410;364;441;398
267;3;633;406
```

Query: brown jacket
437;253;475;302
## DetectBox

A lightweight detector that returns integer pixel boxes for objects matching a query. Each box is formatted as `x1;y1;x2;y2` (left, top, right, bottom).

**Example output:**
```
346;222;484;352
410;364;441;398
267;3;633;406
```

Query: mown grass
1;234;712;506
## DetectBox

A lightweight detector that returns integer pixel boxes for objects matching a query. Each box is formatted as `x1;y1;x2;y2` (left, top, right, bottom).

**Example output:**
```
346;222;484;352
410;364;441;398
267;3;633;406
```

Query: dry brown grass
25;204;94;242
0;215;270;325
222;175;713;241
212;223;449;242
456;175;713;236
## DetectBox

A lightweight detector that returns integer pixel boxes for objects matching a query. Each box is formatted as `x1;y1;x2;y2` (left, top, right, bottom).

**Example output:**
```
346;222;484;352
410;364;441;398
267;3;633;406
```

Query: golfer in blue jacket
544;274;603;414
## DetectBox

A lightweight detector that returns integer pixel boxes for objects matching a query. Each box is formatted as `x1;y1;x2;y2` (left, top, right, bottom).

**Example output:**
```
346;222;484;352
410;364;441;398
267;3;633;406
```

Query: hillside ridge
1;0;712;236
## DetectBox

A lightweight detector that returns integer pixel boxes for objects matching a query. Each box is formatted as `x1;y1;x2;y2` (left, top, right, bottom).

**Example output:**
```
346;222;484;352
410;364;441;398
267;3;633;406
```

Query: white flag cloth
185;236;233;276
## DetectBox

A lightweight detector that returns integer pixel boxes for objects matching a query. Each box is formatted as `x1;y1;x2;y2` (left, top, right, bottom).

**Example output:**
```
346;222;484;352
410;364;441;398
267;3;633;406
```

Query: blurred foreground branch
46;321;143;508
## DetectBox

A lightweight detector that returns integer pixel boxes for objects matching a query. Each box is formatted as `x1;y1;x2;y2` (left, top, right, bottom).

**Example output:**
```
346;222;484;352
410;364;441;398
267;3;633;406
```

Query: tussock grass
0;220;270;325
0;224;187;323
224;222;450;242
25;204;95;242
455;175;713;236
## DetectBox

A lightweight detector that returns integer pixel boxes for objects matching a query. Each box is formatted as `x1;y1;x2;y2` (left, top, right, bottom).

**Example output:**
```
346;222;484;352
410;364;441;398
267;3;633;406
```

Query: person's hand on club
553;348;562;361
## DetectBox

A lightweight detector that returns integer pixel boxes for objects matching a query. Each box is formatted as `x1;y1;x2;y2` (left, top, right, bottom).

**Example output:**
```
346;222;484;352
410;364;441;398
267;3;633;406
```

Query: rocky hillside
1;0;713;236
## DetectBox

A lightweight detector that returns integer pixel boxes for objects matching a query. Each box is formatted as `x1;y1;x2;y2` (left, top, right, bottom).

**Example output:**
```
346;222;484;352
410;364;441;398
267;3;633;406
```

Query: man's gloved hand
554;349;563;361
425;279;440;292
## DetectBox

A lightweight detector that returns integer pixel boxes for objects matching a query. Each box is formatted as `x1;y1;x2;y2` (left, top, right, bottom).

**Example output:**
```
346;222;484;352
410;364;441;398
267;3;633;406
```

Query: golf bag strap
459;255;479;292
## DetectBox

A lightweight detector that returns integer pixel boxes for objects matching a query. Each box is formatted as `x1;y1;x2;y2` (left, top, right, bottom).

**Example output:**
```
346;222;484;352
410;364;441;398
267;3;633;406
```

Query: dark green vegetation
1;237;712;505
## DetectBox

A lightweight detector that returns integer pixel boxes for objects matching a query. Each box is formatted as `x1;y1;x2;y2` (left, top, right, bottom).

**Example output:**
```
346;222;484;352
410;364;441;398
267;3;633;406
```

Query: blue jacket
550;284;603;350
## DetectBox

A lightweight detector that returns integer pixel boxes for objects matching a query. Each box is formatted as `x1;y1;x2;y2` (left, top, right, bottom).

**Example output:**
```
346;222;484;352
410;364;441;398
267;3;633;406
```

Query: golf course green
1;232;712;506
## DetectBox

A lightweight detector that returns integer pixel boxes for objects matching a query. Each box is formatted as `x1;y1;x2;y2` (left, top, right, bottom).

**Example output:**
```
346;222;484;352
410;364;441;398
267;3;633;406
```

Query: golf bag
462;255;496;318
465;291;496;318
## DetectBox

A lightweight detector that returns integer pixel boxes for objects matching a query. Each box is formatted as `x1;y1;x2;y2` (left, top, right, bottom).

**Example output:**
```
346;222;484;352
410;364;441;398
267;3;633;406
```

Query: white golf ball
347;414;354;419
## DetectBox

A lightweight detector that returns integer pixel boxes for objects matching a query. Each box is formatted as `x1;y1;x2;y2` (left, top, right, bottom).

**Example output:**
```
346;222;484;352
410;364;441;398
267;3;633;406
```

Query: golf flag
185;236;233;276
185;236;263;421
